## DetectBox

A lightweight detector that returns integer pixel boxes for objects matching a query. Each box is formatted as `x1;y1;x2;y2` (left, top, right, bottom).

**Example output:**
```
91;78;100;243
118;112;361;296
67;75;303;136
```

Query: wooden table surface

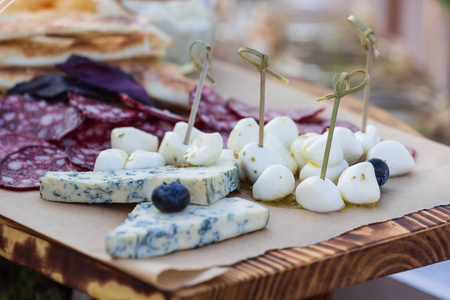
1;76;449;300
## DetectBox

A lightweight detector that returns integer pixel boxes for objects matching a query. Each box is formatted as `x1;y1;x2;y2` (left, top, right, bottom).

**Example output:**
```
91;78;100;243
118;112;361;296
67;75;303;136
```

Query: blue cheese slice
40;161;239;206
105;197;270;258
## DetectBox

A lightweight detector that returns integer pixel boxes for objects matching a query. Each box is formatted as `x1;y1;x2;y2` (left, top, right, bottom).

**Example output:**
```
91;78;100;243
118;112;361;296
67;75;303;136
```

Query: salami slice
60;118;174;169
120;94;188;123
189;86;240;133
0;95;84;141
62;119;116;145
65;143;110;170
69;93;147;123
0;146;82;190
133;119;175;141
0;130;50;161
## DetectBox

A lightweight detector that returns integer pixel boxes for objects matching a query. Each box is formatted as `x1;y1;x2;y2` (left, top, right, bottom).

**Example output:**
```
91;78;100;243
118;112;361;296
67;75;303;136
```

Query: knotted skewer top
316;69;369;102
237;47;289;84
347;15;379;57
190;40;215;84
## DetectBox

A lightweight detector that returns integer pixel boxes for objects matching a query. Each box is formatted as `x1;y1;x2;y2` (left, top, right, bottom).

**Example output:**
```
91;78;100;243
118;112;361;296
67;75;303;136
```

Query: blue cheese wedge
40;161;239;206
105;197;270;258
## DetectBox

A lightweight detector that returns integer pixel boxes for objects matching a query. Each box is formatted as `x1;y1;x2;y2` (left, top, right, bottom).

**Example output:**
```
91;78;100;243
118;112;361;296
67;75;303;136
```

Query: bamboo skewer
184;41;215;145
317;70;369;180
237;47;288;148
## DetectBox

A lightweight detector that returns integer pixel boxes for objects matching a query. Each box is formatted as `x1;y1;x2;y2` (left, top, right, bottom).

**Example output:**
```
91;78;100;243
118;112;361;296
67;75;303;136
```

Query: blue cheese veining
39;161;239;206
105;197;270;258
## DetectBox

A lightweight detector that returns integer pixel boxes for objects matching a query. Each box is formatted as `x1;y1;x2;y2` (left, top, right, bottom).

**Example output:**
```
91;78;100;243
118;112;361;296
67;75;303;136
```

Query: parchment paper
1;62;450;291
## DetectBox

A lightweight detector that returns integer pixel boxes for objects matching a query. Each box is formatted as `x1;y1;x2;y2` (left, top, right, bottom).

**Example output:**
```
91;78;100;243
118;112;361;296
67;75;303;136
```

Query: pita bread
0;14;173;66
116;60;209;109
0;67;50;93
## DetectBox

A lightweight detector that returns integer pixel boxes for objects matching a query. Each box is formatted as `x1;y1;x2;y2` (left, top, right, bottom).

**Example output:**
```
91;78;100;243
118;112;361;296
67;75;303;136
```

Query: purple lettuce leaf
57;55;154;107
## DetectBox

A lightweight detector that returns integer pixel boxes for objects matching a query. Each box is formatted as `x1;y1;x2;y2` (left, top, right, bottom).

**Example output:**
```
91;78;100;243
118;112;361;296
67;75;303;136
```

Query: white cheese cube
173;121;204;144
355;125;381;155
305;135;344;168
329;127;363;165
295;176;345;213
111;127;158;155
217;149;236;162
238;142;283;184
264;116;299;148
93;149;128;172
184;133;223;166
367;140;415;176
337;162;380;204
264;134;298;174
105;197;269;258
253;164;295;201
290;133;320;169
158;131;189;165
299;159;349;184
227;118;258;156
125;150;166;170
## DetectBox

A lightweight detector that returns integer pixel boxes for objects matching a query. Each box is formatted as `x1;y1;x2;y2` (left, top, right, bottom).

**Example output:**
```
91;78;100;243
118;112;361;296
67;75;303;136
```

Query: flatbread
0;67;50;93
0;14;173;66
117;60;201;108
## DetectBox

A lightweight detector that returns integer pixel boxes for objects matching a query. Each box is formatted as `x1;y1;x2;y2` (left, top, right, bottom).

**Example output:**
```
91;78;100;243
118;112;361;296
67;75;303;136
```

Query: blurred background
211;0;450;145
2;0;449;144
0;0;449;299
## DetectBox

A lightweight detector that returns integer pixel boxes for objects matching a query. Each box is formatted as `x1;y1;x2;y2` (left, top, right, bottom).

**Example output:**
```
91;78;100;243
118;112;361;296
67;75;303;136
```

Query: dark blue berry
367;158;389;187
151;182;190;213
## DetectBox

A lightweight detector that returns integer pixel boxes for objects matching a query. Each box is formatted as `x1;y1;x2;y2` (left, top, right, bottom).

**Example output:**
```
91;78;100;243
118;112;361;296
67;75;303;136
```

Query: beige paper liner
1;62;450;290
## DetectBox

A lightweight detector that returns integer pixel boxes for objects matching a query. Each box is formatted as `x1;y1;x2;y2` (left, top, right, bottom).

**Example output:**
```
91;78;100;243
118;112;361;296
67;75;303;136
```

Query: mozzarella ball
329;127;363;165
264;134;298;174
124;150;165;170
238;142;283;184
264;116;299;148
367;140;414;176
184;133;223;166
337;162;380;204
300;159;349;184
355;125;381;155
173;121;204;144
295;176;345;213
111;127;158;155
253;164;295;201
158;131;188;165
94;149;128;172
227;118;258;155
290;133;320;169
217;149;236;162
305;135;344;167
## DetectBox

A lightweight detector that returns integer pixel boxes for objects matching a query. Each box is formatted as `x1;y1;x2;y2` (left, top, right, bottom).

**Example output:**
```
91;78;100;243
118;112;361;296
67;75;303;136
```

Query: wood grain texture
169;207;450;299
0;218;164;300
1;76;449;300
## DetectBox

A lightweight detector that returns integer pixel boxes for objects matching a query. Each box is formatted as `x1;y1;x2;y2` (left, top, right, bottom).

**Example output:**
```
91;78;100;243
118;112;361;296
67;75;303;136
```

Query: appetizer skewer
347;15;379;134
184;41;215;145
296;69;369;213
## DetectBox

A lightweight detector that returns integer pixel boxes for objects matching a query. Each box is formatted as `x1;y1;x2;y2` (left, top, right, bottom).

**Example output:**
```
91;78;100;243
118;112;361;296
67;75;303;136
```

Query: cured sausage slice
0;146;82;190
69;93;146;123
0;95;84;141
0;130;50;161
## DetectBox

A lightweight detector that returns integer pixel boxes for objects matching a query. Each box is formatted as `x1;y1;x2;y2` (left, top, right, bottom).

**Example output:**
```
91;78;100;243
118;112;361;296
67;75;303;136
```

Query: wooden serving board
1;62;449;299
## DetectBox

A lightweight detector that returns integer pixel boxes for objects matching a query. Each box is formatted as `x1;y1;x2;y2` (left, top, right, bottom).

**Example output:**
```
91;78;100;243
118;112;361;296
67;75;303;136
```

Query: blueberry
367;158;389;187
151;182;190;213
